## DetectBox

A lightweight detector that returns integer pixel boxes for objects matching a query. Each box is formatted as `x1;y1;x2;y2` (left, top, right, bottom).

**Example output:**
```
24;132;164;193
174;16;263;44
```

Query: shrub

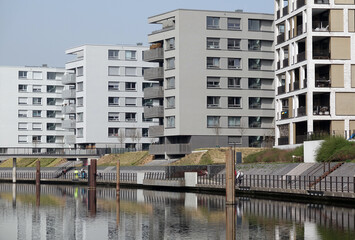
316;136;353;162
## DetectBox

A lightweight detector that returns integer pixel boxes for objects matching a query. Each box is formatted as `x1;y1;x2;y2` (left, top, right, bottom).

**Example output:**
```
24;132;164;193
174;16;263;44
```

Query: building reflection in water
0;183;355;239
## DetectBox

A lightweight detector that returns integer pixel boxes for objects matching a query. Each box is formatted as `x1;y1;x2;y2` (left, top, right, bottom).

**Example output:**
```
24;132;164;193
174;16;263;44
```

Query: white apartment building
64;44;158;150
275;0;355;146
143;9;275;158
0;66;72;153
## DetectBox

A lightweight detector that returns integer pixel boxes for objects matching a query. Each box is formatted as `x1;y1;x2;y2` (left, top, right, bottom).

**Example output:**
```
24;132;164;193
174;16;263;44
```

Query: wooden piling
116;160;120;200
12;158;16;183
225;147;235;205
36;160;40;207
226;205;236;240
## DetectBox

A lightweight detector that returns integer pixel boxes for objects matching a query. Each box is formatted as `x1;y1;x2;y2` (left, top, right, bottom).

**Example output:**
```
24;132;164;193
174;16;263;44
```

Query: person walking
74;169;79;180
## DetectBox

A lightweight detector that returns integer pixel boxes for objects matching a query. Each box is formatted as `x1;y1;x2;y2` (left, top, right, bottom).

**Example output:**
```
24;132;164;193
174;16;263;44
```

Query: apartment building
64;45;158;150
0;66;72;152
143;9;275;158
275;0;355;146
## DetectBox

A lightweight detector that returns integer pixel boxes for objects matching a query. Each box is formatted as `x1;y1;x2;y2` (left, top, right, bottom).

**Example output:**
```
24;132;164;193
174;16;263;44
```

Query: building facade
64;45;158;150
0;66;72;152
275;0;355;146
143;9;275;158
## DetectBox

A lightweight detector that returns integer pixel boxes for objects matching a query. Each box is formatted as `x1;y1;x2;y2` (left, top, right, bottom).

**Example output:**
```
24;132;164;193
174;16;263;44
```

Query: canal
0;183;354;239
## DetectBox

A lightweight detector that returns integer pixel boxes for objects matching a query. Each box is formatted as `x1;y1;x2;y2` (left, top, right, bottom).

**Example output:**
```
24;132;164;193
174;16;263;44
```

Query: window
18;85;27;92
248;40;261;51
207;77;220;88
125;98;136;106
33;85;41;92
125;67;136;76
47;123;56;131
32;136;41;143
207;96;220;108
207;38;220;49
228;136;242;144
228;18;241;30
18;123;28;130
33;71;42;80
47;72;56;80
77;82;83;92
108;82;119;91
228;97;242;108
77;97;83;107
18;110;27;118
77;128;83;138
108;97;119;106
108;50;119;60
47;98;56;106
249;97;261;109
166;116;175;128
125;82;136;91
125;128;137;138
47;136;55;143
77;112;83;122
166;77;175;89
47;85;56;93
32;123;42;131
142;82;153;89
142;98;153;107
19;71;28;79
228;78;241;88
166;38;175;50
77;67;83;76
249;78;261;89
228;117;241;128
125;50;136;60
125;112;136;122
249;117;261;128
207;116;220;127
207;57;220;68
18;97;28;105
33;98;42;105
18;136;28;143
207;17;220;29
108;128;119;137
228;39;241;50
142;128;149;137
228;58;241;69
249;59;261;70
108;112;119;122
108;66;120;76
47;110;56;118
166;58;175;69
166;96;175;108
248;19;261;31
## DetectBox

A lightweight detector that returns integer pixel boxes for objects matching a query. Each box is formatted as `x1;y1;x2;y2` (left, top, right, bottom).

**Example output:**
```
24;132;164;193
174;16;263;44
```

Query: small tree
117;130;125;149
213;126;221;147
135;129;142;151
130;129;138;150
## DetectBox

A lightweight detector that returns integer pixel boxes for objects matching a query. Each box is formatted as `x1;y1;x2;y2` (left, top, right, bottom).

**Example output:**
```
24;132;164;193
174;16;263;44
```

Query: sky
0;0;273;68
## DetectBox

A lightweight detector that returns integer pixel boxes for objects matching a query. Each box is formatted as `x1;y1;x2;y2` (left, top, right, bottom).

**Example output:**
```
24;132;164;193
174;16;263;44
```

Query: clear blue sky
0;0;273;67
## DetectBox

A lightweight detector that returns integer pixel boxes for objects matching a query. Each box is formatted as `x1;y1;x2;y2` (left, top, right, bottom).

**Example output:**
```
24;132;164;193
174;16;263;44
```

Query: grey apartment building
143;9;275;158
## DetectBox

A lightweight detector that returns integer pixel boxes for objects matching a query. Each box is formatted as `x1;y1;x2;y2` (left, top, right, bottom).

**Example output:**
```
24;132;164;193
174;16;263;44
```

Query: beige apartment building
275;0;355;146
143;9;275;158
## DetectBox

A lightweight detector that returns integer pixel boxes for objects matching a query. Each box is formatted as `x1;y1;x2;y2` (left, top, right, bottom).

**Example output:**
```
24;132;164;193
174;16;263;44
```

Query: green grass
199;152;214;165
316;136;355;162
244;146;304;163
0;158;64;168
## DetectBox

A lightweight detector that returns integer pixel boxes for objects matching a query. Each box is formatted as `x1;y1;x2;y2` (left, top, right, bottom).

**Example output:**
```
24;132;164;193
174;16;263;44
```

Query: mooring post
226;147;235;205
12;158;16;183
88;159;97;216
116;159;120;200
226;204;236;240
36;160;40;207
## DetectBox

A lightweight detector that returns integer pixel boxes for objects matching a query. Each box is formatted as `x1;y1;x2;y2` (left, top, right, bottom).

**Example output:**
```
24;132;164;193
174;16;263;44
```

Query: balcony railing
249;103;261;109
293;81;300;90
315;0;329;4
144;86;164;99
62;73;76;85
64;135;76;144
62;89;76;99
249;122;261;128
283;58;289;68
149;144;191;155
283;6;289;16
297;107;306;117
297;25;303;36
313;49;330;59
315;79;331;88
297;52;306;62
313;21;329;32
62;119;76;129
143;67;164;81
281;110;289;120
277;34;285;45
144;106;164;118
143;48;164;62
149;125;164;138
313;106;330;115
278;85;285;95
296;135;307;144
278;137;289;145
62;104;76;114
297;0;306;9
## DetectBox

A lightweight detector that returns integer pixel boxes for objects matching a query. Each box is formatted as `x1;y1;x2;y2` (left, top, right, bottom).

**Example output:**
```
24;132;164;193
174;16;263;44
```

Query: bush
316;136;353;162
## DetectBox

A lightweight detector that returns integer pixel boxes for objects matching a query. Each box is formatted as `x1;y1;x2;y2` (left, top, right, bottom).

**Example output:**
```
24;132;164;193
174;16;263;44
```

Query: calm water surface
0;183;354;239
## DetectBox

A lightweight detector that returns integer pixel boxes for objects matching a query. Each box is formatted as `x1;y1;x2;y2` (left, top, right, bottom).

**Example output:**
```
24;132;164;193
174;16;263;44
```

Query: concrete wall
303;140;324;163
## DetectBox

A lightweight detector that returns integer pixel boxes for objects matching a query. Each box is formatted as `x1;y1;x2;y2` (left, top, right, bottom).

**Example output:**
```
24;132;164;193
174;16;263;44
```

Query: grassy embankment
0;158;66;168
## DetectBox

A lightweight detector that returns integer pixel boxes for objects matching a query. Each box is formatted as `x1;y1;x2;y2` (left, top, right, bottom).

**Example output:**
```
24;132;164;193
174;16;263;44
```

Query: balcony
283;58;289;68
315;79;331;88
313;106;330;115
143;48;164;62
313;49;330;59
297;107;306;117
277;34;285;45
62;89;76;99
149;125;164;137
62;119;76;129
315;0;329;4
278;137;289;145
281;110;289;120
62;104;76;114
278;85;285;95
297;0;306;8
297;52;306;62
297;25;303;36
313;21;329;32
282;6;288;16
64;135;76;144
144;86;164;99
62;73;76;85
293;81;300;91
144;106;164;118
149;144;191;155
304;79;308;88
296;135;308;144
143;67;164;81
